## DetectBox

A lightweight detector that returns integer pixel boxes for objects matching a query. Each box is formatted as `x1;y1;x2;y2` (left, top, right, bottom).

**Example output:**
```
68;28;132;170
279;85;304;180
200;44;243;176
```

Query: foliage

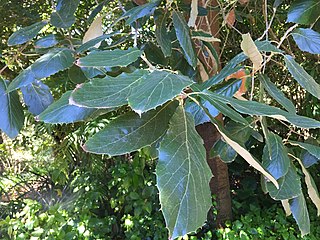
0;0;319;239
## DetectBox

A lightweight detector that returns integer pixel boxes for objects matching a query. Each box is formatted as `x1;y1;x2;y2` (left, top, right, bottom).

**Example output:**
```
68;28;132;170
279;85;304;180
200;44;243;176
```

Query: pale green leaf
292;28;320;54
83;101;178;155
77;48;141;67
156;105;212;239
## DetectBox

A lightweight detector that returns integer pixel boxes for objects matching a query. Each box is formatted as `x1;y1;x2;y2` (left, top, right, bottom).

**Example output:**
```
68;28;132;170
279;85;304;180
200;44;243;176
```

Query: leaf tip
82;144;88;152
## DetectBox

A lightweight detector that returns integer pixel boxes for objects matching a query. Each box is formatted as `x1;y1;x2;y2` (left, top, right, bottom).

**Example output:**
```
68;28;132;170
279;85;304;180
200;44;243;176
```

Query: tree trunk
194;0;232;226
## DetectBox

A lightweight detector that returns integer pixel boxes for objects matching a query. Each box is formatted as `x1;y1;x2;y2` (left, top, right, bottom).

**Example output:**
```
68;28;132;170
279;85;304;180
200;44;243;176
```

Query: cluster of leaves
0;0;320;238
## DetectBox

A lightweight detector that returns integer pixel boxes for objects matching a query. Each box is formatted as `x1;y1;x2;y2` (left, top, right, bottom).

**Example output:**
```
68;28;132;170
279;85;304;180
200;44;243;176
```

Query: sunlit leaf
50;0;80;28
287;0;320;25
82;16;103;49
292;28;320;54
188;0;198;27
35;34;58;49
156;105;212;239
241;33;263;70
8;21;47;46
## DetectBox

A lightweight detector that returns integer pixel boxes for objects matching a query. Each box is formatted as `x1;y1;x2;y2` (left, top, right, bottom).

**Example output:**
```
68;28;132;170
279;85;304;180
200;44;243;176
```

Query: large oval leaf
287;0;320;25
292;28;320;54
172;11;197;68
284;55;320;100
156;105;212;239
0;79;24;138
38;91;99;124
50;0;80;28
266;164;302;200
70;70;147;108
77;48;141;67
128;70;193;113
21;80;54;115
8;21;48;46
83;101;178;155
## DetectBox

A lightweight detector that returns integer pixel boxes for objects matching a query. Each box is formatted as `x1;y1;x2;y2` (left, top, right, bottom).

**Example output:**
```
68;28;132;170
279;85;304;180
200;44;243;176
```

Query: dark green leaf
172;11;197;68
123;1;158;25
0;79;24;138
263;132;290;180
156;105;212;239
211;140;237;163
260;74;296;113
88;0;108;23
287;0;320;24
255;40;283;53
284;55;320;99
301;151;319;168
292;28;320;54
78;48;141;67
34;34;58;49
197;92;320;129
154;10;172;57
83;101;178;155
289;141;320;159
8;21;47;46
267;164;302;200
290;195;310;236
68;65;88;84
144;42;167;65
38;91;99;123
70;70;147;108
128;70;193;113
50;0;80;28
21;80;53;115
76;33;119;53
200;53;247;89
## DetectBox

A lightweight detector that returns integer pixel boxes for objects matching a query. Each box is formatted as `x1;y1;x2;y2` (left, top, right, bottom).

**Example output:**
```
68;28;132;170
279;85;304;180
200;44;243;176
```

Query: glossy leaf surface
290;195;310;236
156;105;212;239
292;28;320;54
287;0;320;24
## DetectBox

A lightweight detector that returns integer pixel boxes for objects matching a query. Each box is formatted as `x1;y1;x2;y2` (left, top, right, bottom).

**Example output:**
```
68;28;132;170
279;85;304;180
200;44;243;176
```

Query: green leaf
200;53;247;89
274;0;283;8
76;33;119;53
123;1;158;25
197;92;320;129
50;0;80;28
185;99;219;126
38;91;99;124
8;21;48;46
21;80;53;115
255;40;283;53
172;11;197;68
88;0;108;23
301;151;319;168
156;105;212;239
35;34;58;49
287;0;320;25
128;70;193;113
289;141;320;159
259;74;296;113
83;101;178;155
263;132;290;180
211;140;237;163
284;55;320;99
70;70;147;108
7;68;36;92
266;164;302;200
292;28;320;54
77;48;141;67
68;65;88;84
198;91;249;125
0;79;24;138
290;195;310;237
154;10;172;57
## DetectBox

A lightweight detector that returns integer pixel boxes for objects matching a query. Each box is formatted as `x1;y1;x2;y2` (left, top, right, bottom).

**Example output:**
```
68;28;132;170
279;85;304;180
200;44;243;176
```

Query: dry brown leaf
188;0;198;27
83;16;103;47
238;0;249;5
241;33;263;70
225;69;248;95
226;9;236;28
